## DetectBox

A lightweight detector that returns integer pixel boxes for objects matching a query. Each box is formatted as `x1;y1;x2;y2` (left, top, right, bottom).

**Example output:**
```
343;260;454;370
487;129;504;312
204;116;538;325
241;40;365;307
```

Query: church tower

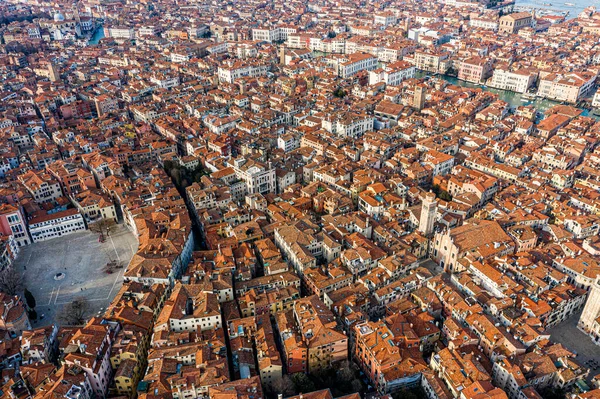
414;85;426;111
48;62;60;82
279;46;286;65
419;191;437;236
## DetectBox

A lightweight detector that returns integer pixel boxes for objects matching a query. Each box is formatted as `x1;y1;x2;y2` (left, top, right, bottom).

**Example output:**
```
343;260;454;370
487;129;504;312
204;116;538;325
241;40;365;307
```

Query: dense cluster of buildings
2;0;600;398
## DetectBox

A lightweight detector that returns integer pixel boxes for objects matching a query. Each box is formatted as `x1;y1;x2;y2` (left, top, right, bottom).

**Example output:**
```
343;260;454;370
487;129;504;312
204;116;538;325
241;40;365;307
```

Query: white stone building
28;209;86;242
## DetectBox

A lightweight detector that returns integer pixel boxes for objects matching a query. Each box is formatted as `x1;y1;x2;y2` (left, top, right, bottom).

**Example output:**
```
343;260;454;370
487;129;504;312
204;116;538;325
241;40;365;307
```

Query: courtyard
14;223;138;327
546;309;600;384
419;258;444;276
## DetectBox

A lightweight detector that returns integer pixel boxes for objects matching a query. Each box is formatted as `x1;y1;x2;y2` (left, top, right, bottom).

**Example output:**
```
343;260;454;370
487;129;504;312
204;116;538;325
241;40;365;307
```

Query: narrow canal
88;25;105;45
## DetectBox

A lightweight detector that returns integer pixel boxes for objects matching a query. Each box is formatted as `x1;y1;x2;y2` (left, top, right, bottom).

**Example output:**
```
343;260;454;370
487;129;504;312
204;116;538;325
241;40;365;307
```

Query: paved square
419;258;444;275
546;309;600;384
14;223;138;327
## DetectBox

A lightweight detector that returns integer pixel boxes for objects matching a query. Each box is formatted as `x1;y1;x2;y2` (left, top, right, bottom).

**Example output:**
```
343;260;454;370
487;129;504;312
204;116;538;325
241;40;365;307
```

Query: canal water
421;73;556;111
88;26;105;45
417;72;596;119
313;50;596;118
85;25;596;120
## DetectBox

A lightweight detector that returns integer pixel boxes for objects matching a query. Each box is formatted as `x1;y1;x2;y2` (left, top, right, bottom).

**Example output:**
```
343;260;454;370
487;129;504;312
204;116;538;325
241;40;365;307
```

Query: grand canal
88;22;597;120
416;72;560;112
88;26;105;45
415;72;597;120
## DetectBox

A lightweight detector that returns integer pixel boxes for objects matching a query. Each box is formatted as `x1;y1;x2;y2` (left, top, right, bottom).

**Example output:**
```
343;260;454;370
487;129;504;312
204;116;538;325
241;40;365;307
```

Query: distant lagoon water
515;0;594;18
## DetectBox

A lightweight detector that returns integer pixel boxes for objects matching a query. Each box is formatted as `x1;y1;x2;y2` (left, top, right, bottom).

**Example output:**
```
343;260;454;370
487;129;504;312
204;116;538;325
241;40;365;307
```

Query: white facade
413;51;450;74
169;313;222;332
492;360;525;399
170;52;191;63
339;54;378;78
579;277;600;345
563;217;600;239
469;18;499;31
276;170;296;193
230;158;277;196
204;115;239;135
489;68;536;93
374;13;397;26
217;63;269;83
105;26;135;39
138;26;160;36
29;210;86;242
537;72;596;103
593;91;600;108
322;38;346;54
28;181;63;204
277;134;299;152
1;208;30;247
150;75;180;89
252;26;297;42
0;235;18;270
66;332;114;398
328;115;375;139
369;63;416;86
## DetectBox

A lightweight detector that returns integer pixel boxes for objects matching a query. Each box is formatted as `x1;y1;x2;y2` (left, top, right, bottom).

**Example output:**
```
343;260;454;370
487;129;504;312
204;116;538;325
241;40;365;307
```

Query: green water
423;73;557;111
88;26;104;45
416;72;596;120
310;50;594;118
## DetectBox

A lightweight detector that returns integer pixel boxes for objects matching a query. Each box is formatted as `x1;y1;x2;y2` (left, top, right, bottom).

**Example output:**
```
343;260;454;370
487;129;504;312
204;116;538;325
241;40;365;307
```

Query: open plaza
13;224;138;326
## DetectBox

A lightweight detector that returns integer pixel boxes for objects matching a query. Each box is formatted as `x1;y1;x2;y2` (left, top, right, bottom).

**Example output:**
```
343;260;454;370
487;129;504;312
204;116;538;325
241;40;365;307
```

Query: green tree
432;184;452;201
350;379;363;393
291;373;316;393
171;168;182;187
58;297;89;326
336;360;357;384
333;88;347;98
0;268;24;296
28;309;38;321
88;218;116;240
268;375;296;397
163;160;174;173
538;388;566;399
392;387;427;399
24;288;36;309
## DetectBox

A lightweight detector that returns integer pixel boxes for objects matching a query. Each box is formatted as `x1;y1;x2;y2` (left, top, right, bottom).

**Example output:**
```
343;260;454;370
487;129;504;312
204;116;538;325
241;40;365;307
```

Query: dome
54;12;65;22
